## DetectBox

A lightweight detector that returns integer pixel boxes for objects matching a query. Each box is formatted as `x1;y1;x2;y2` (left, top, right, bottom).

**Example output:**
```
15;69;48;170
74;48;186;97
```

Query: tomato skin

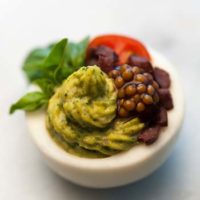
88;34;151;65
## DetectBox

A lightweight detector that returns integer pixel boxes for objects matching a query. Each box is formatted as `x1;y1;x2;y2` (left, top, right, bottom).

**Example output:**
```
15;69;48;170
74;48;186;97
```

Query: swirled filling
47;66;144;158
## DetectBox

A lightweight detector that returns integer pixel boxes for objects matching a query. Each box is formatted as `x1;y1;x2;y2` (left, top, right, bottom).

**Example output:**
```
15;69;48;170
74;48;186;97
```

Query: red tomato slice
88;34;151;65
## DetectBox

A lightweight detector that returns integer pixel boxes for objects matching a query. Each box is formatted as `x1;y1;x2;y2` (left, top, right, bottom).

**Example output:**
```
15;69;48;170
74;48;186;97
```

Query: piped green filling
47;66;144;158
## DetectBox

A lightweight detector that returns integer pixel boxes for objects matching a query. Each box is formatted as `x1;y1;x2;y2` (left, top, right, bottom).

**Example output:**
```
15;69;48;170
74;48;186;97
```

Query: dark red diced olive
128;55;153;74
86;45;119;73
138;125;161;144
86;58;97;66
155;107;168;126
154;67;171;88
138;105;158;122
158;89;174;110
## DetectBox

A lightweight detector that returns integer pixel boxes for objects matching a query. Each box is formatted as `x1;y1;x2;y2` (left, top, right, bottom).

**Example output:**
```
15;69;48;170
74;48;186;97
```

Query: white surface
0;0;199;199
26;49;184;188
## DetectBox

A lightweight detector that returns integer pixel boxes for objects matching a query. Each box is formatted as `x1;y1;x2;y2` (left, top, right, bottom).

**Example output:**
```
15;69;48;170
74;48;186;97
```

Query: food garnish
10;37;89;113
109;64;160;117
87;34;150;65
47;66;144;157
10;34;174;158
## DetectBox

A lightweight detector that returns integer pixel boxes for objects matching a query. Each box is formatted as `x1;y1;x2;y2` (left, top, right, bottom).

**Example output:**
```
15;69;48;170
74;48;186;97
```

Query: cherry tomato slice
88;34;151;65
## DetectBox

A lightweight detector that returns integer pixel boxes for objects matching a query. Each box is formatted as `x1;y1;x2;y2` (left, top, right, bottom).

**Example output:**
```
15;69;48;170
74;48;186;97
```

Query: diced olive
154;67;170;88
158;89;173;110
138;125;161;144
128;55;153;74
86;45;118;73
155;107;168;126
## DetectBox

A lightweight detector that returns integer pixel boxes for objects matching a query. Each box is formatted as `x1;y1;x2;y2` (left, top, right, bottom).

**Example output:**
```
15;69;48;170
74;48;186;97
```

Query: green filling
47;66;145;158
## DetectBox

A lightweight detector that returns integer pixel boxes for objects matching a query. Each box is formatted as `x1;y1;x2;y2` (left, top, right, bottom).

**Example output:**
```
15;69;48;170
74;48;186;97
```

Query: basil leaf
65;36;89;69
10;92;48;114
43;38;67;68
52;37;90;84
22;39;67;82
53;65;73;84
10;37;90;114
22;46;54;81
23;47;53;70
34;79;56;97
22;37;89;83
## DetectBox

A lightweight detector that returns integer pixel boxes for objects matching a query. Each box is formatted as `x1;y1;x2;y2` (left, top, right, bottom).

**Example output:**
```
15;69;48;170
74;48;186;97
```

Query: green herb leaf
22;39;68;82
65;36;89;69
10;92;48;114
22;45;54;81
34;79;56;97
53;65;74;84
43;38;67;68
56;36;89;83
10;37;90;114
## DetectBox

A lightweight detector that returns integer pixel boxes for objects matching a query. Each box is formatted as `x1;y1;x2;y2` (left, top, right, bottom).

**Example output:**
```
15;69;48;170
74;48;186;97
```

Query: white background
0;0;199;199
